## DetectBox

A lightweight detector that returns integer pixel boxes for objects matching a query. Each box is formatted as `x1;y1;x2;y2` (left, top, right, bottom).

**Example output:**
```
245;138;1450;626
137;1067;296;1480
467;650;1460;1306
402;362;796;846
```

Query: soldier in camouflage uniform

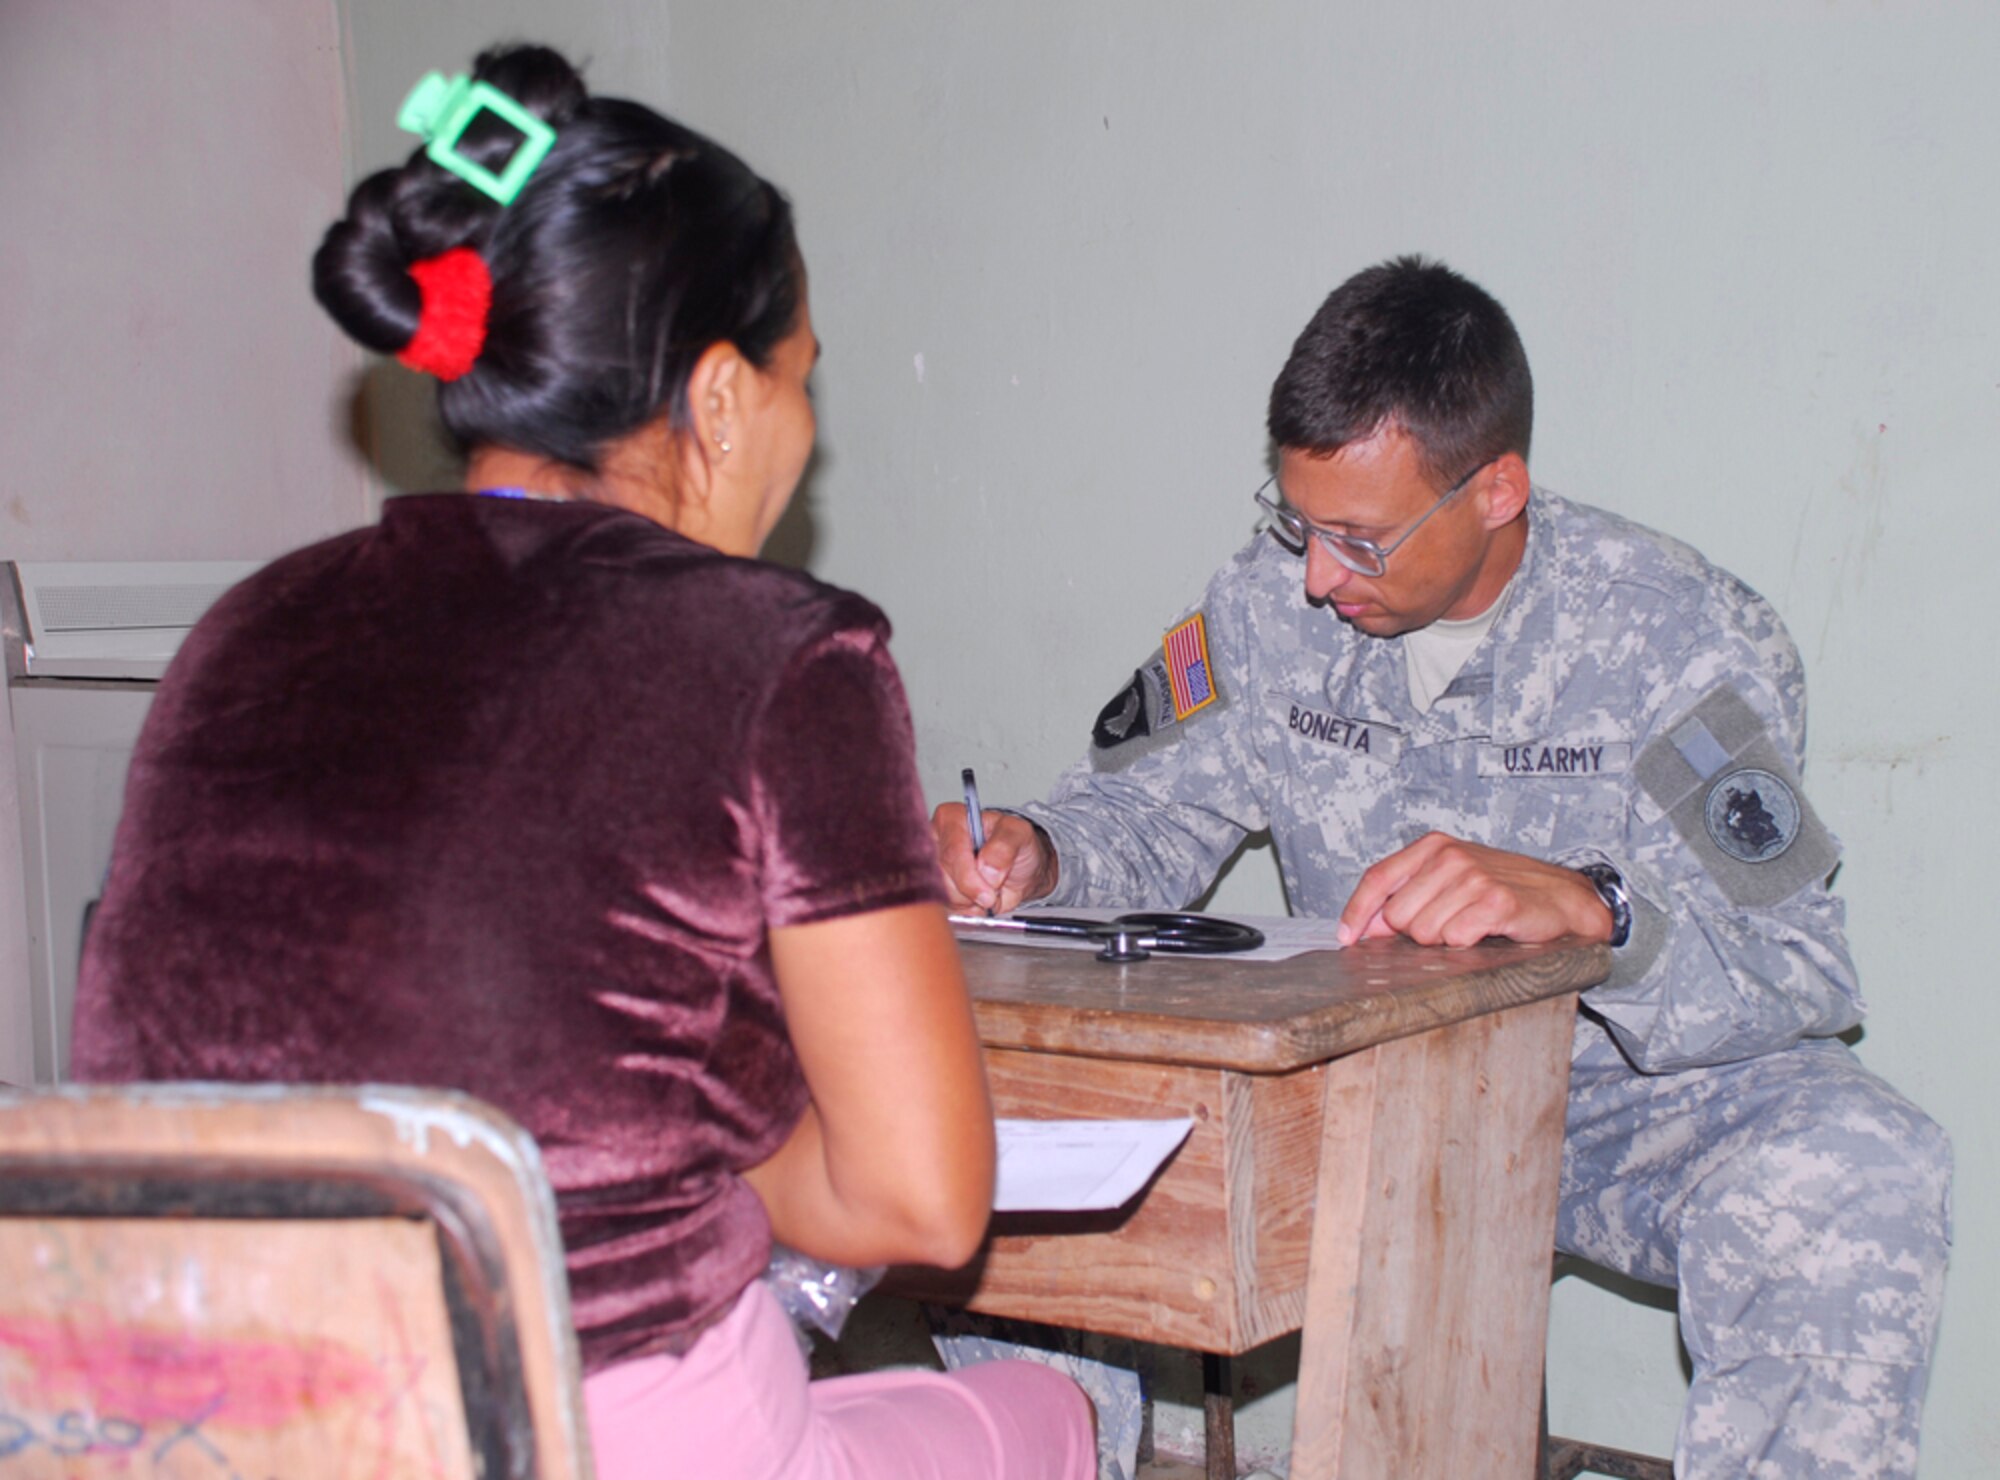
936;258;1951;1479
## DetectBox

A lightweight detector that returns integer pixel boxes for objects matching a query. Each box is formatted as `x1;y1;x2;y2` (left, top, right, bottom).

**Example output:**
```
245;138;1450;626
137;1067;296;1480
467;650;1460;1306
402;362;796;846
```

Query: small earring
716;433;732;455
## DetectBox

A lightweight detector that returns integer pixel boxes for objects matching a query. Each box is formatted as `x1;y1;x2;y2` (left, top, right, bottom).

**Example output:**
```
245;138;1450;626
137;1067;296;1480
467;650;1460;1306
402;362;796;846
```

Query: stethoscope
948;910;1265;964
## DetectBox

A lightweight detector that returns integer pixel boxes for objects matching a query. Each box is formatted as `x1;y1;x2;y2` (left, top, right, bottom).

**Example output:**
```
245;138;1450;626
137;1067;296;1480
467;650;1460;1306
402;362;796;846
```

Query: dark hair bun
312;43;801;476
468;44;588;129
310;46;586;356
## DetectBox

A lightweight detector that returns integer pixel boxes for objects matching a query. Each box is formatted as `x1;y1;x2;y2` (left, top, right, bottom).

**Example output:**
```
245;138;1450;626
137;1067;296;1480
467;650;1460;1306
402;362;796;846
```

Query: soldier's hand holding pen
932;791;1059;916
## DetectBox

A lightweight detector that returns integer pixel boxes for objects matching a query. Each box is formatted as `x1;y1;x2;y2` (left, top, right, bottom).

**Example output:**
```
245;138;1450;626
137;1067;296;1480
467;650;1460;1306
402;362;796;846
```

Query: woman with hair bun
73;43;1091;1480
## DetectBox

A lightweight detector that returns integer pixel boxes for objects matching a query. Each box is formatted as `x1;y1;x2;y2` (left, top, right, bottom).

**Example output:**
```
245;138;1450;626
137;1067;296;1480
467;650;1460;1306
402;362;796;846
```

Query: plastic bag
761;1244;884;1354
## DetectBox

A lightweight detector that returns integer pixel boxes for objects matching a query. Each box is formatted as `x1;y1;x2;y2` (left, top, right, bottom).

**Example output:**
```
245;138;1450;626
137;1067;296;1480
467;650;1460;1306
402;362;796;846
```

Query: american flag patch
1163;613;1217;722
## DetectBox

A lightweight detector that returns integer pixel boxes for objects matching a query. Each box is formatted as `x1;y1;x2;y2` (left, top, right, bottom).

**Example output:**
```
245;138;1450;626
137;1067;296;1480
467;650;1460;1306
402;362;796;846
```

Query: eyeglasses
1253;459;1492;578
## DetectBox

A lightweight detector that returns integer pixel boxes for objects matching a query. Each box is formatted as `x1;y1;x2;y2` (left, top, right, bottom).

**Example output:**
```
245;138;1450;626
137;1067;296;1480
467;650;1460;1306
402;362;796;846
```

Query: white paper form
953;908;1345;962
993;1117;1195;1212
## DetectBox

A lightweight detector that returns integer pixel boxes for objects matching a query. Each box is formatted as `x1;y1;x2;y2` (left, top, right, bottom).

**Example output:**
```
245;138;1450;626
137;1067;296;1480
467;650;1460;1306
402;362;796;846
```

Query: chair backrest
0;1084;594;1480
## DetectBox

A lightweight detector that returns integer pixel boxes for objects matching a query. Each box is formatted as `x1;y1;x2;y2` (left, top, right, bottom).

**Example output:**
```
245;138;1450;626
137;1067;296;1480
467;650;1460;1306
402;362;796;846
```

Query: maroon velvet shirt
72;494;948;1371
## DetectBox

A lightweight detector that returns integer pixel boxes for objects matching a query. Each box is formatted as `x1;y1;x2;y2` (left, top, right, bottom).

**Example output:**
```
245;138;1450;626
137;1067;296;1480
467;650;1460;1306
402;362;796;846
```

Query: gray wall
0;1;368;559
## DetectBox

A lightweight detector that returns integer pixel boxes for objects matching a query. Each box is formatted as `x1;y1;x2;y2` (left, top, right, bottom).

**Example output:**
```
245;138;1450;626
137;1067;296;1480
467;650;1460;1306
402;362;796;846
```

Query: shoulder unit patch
1090;611;1230;772
1634;684;1837;907
1705;767;1800;863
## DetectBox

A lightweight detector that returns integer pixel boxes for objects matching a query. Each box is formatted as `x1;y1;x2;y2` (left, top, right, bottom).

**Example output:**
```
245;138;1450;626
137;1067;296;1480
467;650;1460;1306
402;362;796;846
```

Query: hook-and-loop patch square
1635;685;1837;907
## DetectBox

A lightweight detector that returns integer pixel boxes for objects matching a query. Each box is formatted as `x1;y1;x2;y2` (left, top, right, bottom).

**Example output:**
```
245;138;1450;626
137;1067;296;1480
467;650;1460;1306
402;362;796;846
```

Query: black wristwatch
1577;862;1633;948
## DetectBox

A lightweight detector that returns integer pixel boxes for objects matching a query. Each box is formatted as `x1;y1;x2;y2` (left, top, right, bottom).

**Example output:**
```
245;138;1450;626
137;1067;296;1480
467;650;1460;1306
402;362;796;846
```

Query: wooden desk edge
967;941;1609;1072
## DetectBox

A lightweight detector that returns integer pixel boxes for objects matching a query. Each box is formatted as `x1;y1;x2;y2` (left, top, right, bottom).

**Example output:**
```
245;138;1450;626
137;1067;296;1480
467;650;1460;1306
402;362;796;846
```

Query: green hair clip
397;72;556;206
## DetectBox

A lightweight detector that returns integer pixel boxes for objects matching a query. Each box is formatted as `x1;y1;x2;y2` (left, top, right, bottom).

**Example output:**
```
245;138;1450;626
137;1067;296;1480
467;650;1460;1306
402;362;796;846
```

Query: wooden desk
899;935;1608;1480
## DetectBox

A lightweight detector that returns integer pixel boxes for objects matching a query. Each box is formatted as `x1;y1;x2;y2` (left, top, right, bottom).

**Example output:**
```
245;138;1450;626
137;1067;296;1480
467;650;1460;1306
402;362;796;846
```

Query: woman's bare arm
743;901;994;1269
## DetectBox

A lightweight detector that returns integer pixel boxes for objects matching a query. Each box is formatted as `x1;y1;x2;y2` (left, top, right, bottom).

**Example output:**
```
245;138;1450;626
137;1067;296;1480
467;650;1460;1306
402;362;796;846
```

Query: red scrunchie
398;248;492;381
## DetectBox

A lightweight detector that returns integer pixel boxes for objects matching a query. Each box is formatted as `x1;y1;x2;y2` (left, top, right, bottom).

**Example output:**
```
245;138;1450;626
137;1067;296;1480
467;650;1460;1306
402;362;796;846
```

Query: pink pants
584;1282;1096;1480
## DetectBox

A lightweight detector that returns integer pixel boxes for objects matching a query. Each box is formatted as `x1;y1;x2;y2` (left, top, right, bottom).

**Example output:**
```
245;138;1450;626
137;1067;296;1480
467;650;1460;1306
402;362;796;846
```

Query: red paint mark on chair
0;1309;385;1429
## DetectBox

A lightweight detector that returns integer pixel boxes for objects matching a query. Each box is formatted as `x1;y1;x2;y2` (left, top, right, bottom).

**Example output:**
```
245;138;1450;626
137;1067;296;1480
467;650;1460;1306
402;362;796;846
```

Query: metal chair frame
0;1084;593;1480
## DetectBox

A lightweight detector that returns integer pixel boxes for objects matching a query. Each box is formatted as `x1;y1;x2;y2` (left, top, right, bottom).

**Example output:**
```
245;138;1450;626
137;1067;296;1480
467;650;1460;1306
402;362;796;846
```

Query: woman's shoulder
583;510;887;635
384;494;887;628
210;497;895;691
446;499;899;688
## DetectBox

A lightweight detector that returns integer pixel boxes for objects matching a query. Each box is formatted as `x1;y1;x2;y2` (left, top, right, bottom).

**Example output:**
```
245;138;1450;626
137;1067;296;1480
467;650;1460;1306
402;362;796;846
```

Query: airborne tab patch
1090;613;1230;772
1163;613;1217;722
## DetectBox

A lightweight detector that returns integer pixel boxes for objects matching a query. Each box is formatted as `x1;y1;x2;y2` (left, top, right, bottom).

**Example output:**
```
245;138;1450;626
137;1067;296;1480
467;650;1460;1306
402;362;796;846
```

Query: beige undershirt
1403;584;1511;713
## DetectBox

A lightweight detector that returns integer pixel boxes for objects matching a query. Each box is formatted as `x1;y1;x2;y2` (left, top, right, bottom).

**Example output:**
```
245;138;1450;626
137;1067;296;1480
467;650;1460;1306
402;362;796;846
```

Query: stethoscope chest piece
1094;925;1155;963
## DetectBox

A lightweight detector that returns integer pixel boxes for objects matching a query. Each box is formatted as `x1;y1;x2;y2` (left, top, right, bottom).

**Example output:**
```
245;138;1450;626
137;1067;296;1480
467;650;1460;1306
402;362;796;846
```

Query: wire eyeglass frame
1253;458;1492;578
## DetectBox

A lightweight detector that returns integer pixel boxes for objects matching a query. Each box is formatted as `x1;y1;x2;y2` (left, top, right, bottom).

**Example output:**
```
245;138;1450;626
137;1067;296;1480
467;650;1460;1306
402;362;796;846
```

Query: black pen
961;767;987;853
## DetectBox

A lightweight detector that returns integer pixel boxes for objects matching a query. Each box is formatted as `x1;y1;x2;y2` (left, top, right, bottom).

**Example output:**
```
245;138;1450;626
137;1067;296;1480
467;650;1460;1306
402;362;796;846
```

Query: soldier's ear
1478;453;1532;528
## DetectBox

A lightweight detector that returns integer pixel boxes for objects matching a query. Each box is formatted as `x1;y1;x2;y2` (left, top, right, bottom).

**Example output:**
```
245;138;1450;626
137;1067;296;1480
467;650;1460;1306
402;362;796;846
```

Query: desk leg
1204;1352;1235;1480
1286;993;1575;1480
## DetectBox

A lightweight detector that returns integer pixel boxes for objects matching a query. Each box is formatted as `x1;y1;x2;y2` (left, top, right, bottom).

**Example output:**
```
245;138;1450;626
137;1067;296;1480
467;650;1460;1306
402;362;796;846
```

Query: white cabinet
4;562;257;1083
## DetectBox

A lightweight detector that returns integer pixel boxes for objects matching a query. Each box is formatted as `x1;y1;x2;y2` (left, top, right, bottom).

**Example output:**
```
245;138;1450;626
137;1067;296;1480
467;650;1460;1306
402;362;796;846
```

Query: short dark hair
1266;256;1532;486
313;44;802;472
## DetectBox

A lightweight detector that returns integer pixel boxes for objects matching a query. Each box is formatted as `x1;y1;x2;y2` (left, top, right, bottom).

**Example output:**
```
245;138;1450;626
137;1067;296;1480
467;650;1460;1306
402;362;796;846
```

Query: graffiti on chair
0;1221;476;1479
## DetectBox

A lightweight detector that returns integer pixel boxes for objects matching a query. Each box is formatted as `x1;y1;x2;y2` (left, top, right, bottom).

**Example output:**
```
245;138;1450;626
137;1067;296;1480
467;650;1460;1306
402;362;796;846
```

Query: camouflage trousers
1558;1036;1952;1479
